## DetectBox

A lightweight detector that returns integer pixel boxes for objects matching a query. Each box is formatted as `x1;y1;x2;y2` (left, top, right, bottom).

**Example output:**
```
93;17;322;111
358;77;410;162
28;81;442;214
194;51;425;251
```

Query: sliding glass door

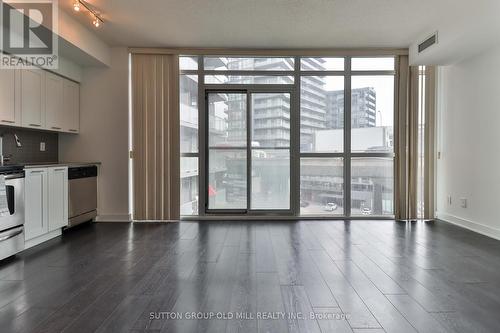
206;89;292;215
207;92;248;211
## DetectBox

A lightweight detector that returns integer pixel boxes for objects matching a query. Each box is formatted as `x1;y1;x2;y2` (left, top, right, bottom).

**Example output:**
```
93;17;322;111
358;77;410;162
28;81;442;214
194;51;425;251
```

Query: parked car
361;207;372;215
323;202;338;212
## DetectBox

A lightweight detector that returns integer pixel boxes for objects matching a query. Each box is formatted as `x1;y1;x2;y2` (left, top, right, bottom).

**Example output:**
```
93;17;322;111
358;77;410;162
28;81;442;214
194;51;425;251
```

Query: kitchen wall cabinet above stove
0;65;80;134
21;69;45;129
0;67;21;126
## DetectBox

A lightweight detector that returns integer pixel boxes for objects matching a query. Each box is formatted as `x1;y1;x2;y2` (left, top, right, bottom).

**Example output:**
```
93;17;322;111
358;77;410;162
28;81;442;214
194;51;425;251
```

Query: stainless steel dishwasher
68;166;97;228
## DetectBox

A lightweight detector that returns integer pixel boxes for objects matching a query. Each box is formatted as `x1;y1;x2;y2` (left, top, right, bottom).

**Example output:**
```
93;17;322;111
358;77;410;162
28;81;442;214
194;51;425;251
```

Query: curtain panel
131;54;180;220
423;66;436;220
395;56;436;221
394;55;410;220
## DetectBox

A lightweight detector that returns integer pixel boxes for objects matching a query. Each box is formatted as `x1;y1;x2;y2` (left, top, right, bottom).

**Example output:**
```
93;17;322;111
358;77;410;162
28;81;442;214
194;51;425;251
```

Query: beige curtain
394;55;408;220
131;54;180;220
423;66;436;220
395;56;419;220
407;66;420;220
395;58;436;220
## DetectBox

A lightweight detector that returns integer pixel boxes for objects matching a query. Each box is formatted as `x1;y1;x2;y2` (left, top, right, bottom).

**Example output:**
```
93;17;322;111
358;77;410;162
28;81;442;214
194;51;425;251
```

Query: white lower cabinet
24;168;48;240
25;167;68;248
48;167;68;231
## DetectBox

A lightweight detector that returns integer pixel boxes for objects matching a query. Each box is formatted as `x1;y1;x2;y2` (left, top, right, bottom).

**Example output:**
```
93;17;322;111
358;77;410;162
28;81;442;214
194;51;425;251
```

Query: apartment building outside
325;87;376;130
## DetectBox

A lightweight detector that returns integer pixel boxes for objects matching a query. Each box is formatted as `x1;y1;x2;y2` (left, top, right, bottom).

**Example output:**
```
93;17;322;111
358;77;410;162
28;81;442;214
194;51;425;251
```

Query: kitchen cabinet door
45;72;64;131
48;167;68;231
25;168;48;241
21;69;45;129
63;80;79;133
0;66;20;126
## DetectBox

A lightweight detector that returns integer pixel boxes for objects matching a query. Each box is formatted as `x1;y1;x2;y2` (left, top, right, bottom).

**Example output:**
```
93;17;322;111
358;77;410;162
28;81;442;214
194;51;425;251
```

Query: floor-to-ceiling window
349;58;395;216
299;58;345;215
179;55;396;218
180;57;199;215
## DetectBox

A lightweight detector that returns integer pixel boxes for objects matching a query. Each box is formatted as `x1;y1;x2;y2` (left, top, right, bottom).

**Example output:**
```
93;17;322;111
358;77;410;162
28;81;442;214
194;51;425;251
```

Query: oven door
0;173;25;232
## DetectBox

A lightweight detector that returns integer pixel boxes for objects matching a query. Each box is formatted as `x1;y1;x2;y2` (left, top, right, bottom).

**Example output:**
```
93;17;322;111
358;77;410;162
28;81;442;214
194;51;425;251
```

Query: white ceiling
60;0;500;63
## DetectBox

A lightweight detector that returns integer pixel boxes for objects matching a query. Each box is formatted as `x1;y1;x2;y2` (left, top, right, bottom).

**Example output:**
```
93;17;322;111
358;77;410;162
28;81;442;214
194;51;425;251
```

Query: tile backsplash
0;127;58;164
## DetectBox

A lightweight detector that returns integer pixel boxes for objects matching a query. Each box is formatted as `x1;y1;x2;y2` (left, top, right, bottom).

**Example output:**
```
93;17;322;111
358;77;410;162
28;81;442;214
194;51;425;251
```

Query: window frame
179;55;397;218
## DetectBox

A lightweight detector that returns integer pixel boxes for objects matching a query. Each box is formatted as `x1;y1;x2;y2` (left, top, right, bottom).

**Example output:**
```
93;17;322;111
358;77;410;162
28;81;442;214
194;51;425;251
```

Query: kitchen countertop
23;162;101;169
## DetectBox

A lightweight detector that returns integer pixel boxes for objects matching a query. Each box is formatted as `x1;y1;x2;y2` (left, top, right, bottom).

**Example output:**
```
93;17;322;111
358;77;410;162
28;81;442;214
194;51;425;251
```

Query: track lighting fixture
72;0;103;28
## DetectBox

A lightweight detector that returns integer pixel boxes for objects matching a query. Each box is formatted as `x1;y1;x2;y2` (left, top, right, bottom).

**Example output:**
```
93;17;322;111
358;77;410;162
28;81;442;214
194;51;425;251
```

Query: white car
323;203;338;212
361;207;372;215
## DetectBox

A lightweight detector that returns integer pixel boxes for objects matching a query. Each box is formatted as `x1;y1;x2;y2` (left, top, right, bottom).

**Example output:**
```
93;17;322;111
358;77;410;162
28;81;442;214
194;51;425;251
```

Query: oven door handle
0;228;23;242
4;173;25;180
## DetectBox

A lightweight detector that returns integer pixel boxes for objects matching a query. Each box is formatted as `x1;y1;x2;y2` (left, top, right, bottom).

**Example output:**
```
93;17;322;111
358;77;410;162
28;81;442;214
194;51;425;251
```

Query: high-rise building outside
351;87;376;128
325;87;376;130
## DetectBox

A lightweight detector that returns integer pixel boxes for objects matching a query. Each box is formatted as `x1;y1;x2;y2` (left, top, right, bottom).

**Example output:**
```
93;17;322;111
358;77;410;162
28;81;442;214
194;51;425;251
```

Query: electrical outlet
460;198;467;208
447;196;452;205
40;142;46;152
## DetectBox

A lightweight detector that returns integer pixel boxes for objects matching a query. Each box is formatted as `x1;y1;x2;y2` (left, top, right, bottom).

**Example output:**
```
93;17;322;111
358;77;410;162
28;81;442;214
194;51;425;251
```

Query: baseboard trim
437;212;500;241
133;220;179;223
95;214;132;222
25;229;62;250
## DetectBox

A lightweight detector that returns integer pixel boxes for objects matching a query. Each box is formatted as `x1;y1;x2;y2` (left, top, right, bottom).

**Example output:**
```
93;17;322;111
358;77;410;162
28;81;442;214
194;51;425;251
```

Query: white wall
59;47;130;221
52;55;83;82
1;3;110;67
57;10;111;67
436;44;500;240
409;1;500;66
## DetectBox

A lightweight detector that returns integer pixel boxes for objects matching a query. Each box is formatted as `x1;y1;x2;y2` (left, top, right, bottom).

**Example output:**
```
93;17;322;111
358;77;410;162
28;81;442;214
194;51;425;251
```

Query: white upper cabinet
1;67;80;134
21;69;45;129
0;66;21;126
45;72;64;131
63;80;80;133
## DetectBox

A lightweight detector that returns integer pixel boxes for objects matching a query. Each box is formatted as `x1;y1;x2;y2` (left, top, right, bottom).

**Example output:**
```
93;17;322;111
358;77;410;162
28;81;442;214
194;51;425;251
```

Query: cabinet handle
51;126;61;130
29;123;41;127
1;119;15;124
53;168;66;171
29;170;44;173
68;129;78;132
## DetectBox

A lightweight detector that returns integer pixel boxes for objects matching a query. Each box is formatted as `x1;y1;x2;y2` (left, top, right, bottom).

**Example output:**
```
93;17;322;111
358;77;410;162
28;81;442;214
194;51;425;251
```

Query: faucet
0;134;16;166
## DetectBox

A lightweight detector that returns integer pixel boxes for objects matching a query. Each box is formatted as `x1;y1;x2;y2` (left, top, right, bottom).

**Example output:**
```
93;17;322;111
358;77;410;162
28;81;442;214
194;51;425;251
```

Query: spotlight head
92;17;101;28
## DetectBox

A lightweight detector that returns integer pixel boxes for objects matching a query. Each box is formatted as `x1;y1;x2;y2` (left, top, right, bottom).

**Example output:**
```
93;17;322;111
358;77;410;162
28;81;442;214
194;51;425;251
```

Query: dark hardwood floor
1;220;500;333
